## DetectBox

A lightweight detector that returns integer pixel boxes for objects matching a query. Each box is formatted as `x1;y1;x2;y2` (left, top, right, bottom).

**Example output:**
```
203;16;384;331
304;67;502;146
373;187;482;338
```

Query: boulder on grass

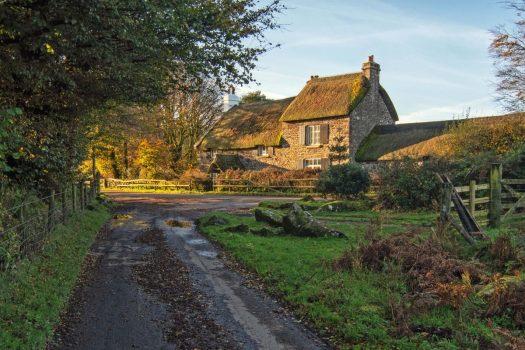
283;203;345;238
254;208;283;227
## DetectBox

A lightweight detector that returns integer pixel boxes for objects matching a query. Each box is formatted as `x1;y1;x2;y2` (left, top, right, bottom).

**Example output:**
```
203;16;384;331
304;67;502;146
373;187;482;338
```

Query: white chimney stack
223;85;240;112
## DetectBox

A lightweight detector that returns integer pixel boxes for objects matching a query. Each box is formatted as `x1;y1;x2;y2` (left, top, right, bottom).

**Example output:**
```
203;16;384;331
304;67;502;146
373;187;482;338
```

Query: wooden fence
103;178;192;190
102;177;319;194
0;179;99;268
212;177;318;193
452;163;524;228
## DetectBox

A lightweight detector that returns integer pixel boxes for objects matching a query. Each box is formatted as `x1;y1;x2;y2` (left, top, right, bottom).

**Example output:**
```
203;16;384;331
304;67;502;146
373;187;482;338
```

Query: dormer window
257;145;268;156
305;125;321;146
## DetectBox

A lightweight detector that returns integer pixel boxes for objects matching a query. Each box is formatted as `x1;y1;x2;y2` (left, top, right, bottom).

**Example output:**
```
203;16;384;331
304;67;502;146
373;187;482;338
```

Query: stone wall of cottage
274;116;350;169
200;116;350;171
348;87;395;160
200;86;395;171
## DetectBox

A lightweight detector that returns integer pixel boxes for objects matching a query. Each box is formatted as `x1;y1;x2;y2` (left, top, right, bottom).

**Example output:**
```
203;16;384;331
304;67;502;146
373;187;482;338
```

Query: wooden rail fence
102;177;319;193
451;163;524;229
103;178;192;190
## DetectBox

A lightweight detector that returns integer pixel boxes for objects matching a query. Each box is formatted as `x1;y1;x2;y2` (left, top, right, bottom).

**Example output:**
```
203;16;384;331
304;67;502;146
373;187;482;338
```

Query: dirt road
51;193;328;350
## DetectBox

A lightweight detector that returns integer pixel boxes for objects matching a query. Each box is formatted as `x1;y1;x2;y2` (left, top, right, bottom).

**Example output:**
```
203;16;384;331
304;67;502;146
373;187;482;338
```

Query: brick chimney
223;85;240;112
361;55;380;92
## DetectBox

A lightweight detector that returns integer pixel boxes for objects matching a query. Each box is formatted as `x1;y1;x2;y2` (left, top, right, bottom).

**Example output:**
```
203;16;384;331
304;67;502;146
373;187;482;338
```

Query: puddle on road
197;250;218;258
187;238;208;245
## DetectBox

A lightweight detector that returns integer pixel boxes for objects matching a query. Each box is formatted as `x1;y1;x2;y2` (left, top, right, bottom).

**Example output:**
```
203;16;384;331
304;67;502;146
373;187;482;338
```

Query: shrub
447;114;525;157
316;163;370;199
376;158;448;210
179;168;212;191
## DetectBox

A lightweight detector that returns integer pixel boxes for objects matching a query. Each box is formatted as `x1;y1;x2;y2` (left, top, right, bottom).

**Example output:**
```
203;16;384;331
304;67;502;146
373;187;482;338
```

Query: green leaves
0;0;283;189
0;108;23;173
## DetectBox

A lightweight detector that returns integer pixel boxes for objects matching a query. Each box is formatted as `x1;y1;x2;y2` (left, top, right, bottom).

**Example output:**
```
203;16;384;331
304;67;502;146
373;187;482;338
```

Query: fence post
72;183;77;212
90;179;95;200
47;189;55;233
95;172;101;195
489;163;502;228
84;182;88;207
79;181;84;210
469;180;476;216
61;186;67;223
440;181;452;224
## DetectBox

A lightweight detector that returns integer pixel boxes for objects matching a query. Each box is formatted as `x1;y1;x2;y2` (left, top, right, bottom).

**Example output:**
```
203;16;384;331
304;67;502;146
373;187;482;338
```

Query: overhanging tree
0;0;283;190
490;0;525;111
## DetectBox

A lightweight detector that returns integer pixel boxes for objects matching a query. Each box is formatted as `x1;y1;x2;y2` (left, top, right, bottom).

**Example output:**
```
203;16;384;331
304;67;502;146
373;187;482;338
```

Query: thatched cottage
197;56;398;171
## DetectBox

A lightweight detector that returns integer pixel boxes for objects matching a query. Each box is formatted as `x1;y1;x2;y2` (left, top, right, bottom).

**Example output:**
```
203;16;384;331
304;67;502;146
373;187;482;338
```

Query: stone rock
283;203;345;238
196;214;227;227
254;208;283;227
226;224;249;233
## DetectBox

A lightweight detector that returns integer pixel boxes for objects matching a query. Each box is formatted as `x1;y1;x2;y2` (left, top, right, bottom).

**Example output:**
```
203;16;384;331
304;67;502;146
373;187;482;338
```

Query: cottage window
257;145;268;156
304;158;321;169
305;125;321;146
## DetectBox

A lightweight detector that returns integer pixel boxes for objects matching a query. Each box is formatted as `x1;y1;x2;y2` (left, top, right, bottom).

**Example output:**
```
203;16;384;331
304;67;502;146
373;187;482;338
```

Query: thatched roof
279;73;369;122
377;113;525;160
278;73;399;122
199;97;294;150
356;113;525;161
355;120;453;162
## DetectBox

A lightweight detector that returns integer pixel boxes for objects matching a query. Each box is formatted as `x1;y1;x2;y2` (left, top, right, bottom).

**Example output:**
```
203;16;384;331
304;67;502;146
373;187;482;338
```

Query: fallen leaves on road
133;227;237;349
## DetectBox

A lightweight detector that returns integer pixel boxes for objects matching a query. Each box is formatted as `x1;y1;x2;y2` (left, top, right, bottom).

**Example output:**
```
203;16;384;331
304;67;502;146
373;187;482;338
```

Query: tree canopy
240;91;271;104
0;0;283;190
491;0;525;110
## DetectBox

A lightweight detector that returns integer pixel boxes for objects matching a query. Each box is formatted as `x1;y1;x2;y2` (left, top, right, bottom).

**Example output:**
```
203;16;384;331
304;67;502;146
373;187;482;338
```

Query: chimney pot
362;55;380;91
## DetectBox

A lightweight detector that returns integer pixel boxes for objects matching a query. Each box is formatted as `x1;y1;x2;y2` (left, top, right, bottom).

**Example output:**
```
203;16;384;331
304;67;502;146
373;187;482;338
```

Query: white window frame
257;145;268;156
304;158;321;169
305;125;321;146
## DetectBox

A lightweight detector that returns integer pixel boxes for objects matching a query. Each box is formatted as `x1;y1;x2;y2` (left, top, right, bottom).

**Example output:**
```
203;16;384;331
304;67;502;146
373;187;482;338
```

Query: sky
237;0;517;123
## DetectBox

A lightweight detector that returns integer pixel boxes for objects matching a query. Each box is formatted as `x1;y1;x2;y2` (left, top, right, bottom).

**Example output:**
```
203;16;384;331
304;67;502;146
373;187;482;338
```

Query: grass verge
0;203;110;349
197;202;525;349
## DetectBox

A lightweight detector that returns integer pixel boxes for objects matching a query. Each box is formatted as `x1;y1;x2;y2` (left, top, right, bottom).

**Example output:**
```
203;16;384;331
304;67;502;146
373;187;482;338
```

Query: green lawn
198;201;525;349
0;203;110;350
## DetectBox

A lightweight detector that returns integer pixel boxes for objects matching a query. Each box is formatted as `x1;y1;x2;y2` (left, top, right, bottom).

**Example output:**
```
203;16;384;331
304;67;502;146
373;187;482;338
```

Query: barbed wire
0;190;68;216
0;187;91;237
